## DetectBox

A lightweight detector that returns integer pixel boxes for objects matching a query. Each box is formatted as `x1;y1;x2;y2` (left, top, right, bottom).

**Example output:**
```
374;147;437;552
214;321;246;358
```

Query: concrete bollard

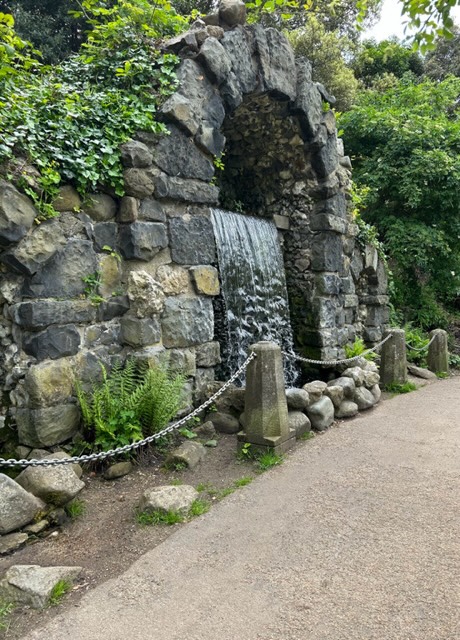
238;342;295;455
427;329;449;375
380;328;407;387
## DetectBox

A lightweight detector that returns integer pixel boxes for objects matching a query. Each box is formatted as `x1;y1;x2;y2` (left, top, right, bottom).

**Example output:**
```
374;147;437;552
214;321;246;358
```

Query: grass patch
64;499;85;519
256;451;284;472
233;476;253;487
136;509;184;526
436;371;449;379
196;482;213;493
0;600;14;632
48;580;72;607
170;478;184;486
385;381;418;394
299;431;315;441
189;499;210;517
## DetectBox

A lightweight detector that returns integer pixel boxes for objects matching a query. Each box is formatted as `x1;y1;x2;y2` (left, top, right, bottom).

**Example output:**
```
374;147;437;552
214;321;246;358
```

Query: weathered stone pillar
427;329;449;375
380;328;407;387
238;342;295;455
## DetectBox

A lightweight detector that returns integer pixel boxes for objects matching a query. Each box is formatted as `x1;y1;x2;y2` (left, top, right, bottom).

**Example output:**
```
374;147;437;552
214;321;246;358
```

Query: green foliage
233;476;254;487
352;38;424;88
287;20;359;111
436;371;449;378
189;499;210;517
136;509;183;525
299;430;315;440
64;499;86;519
0;11;40;78
179;427;197;440
75;359;186;452
48;580;72;606
340;76;460;328
237;441;253;461
449;353;460;369
344;338;377;361
385;381;418;394
404;323;429;365
0;1;183;218
424;26;460;80
0;600;14;632
256;451;284;471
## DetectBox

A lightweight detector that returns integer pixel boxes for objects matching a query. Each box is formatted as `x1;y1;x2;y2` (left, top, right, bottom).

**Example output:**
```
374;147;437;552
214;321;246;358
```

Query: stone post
380;328;407;387
238;342;295;455
427;329;449;375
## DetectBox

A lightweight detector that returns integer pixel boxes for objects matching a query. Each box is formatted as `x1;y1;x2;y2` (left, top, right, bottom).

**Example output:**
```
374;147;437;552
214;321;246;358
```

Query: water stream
211;209;298;385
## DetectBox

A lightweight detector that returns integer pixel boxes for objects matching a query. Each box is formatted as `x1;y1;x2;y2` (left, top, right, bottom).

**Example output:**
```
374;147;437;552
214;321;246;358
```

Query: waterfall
211;209;298;385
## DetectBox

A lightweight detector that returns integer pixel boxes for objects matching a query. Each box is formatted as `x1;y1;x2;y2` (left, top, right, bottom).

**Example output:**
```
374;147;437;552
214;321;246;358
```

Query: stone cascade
211;209;297;384
0;0;389;454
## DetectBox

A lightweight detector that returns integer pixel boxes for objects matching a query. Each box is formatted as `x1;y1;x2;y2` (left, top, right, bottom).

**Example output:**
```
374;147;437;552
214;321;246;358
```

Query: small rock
363;370;380;388
15;464;85;507
354;387;376;410
219;0;246;25
306;396;335;431
206;411;239;434
286;388;309;410
370;384;382;403
342;367;365;386
327;376;356;398
195;421;216;439
288;411;311;438
0;474;46;535
335;401;359;419
23;520;49;535
204;440;218;448
138;485;198;515
82;193;116;221
0;533;29;555
302;380;327;405
190;265;220;296
0;565;82;609
103;461;133;480
323;385;344;409
52;185;81;212
407;364;437;380
166;441;206;470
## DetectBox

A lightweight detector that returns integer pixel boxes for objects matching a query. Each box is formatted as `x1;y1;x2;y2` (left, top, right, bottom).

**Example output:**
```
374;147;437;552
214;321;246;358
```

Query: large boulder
354;387;376;411
0;475;46;535
302;380;327;405
327;376;355;399
138;485;198;515
288;411;311;438
206;411;239;434
285;388;309;411
0;565;82;609
15;405;80;448
306;396;335;431
335;400;359;419
15;464;85;507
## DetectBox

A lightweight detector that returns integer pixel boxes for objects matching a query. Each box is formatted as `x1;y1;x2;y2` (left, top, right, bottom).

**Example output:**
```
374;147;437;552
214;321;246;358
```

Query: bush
75;359;186;452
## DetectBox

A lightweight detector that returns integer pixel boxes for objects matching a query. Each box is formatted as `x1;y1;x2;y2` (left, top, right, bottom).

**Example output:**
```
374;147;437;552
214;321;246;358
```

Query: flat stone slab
0;565;82;609
0;533;29;555
166;442;206;469
407;364;437;380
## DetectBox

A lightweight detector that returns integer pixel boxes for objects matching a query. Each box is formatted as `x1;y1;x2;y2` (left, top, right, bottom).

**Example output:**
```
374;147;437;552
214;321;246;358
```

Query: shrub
75;359;186;452
344;338;377;361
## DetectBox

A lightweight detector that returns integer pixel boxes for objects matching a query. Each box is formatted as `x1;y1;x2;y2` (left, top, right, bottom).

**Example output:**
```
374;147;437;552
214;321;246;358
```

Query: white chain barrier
405;334;437;352
282;334;392;367
0;351;257;469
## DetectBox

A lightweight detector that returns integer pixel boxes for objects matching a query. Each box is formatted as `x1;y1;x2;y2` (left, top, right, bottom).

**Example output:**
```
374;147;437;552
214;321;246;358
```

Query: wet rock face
0;3;389;453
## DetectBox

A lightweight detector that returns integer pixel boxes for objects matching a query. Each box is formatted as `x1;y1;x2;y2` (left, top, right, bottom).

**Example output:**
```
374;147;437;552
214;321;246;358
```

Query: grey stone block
0;474;46;535
22;325;80;361
153;125;214;182
154;175;219;204
120;316;161;347
427;329;449;374
306;396;335;431
120;140;153;168
16;404;80;448
11;300;96;330
169;215;216;264
162;296;214;347
0;179;37;247
380;329;407;386
119;222;168;261
311;233;343;272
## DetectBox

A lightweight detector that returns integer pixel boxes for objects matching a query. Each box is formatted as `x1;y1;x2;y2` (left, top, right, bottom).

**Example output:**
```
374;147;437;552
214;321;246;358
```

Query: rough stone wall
0;6;389;449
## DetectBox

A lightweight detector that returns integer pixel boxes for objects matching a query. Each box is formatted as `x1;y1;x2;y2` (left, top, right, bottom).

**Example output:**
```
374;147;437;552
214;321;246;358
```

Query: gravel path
24;377;460;640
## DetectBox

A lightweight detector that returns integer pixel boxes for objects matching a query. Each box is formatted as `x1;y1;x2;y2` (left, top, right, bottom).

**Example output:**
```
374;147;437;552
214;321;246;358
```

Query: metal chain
282;334;392;367
0;351;257;469
405;334;437;352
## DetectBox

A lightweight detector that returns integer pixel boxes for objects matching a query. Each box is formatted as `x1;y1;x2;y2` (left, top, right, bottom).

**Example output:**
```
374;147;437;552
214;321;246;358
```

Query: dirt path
11;376;460;640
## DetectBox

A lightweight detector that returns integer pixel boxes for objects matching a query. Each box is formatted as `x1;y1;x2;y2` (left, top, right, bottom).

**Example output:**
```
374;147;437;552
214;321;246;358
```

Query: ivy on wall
0;1;187;218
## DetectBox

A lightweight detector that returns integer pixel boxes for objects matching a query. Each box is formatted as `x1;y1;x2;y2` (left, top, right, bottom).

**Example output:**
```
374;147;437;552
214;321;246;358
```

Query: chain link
282;334;392;367
0;351;257;469
405;334;437;352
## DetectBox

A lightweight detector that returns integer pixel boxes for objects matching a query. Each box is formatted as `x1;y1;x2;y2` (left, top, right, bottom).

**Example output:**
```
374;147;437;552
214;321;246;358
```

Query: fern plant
75;359;186;452
344;338;377;361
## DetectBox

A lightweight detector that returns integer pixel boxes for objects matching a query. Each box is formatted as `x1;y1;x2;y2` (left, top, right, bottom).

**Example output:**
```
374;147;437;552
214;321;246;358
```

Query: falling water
211;209;298;385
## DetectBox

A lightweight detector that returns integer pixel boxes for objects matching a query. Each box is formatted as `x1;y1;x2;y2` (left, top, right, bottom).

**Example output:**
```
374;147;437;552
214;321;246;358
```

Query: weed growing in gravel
48;580;72;606
0;600;14;631
256;452;284;471
196;482;213;493
436;371;449;379
170;478;184;486
233;476;253;487
385;382;418;394
189;499;210;517
299;431;315;441
64;499;85;519
136;510;184;526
